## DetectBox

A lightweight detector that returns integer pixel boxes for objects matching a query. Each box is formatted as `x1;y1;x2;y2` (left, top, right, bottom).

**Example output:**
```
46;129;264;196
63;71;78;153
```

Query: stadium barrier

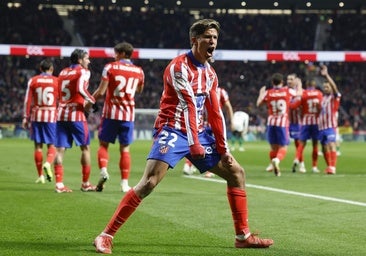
1;44;366;62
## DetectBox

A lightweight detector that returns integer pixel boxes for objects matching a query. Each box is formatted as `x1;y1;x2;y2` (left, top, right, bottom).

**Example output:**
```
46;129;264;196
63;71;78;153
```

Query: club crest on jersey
174;72;183;79
159;145;170;154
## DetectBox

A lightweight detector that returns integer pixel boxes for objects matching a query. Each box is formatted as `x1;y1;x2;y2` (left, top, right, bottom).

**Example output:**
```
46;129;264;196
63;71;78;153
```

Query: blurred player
54;49;96;193
22;59;58;183
257;73;300;176
230;110;249;152
287;74;304;171
89;42;145;192
335;112;342;156
94;19;273;254
318;65;341;174
292;79;323;173
265;73;302;172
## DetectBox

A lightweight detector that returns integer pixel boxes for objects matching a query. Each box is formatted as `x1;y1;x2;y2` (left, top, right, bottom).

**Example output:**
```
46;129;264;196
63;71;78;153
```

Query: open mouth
207;47;215;55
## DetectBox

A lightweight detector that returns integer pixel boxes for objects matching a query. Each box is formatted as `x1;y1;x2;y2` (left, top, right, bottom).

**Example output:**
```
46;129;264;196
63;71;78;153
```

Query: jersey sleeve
205;79;228;154
23;78;33;118
78;69;95;104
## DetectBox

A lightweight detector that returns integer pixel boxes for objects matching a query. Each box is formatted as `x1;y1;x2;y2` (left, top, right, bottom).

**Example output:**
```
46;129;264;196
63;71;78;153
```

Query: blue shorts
55;121;90;148
30;122;56;144
299;124;319;141
266;125;289;146
147;126;221;173
318;128;336;145
98;118;134;145
289;123;301;140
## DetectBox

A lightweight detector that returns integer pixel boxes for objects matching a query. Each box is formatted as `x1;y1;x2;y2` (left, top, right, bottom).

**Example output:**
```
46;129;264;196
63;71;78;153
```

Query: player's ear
191;36;198;46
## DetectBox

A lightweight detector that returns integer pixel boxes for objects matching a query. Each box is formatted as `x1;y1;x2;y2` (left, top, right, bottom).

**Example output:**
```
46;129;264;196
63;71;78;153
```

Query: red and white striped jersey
218;87;229;107
262;87;296;127
57;65;95;121
299;88;323;125
23;73;58;122
100;60;144;121
153;51;228;154
318;93;341;130
289;107;301;125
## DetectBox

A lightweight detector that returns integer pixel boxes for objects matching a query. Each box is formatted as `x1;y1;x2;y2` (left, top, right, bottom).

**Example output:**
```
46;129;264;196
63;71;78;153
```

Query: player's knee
137;176;159;198
227;165;245;182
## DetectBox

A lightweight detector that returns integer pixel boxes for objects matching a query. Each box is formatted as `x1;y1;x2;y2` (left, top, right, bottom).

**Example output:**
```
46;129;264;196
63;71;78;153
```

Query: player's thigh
98;118;119;143
71;121;90;146
118;121;134;145
147;127;188;169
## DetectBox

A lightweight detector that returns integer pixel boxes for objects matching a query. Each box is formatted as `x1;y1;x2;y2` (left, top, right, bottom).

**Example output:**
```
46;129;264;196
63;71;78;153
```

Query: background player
22;59;58;183
318;65;341;174
89;42;145;192
266;73;302;172
292;79;323;173
230;110;249;152
257;73;300;176
53;49;96;193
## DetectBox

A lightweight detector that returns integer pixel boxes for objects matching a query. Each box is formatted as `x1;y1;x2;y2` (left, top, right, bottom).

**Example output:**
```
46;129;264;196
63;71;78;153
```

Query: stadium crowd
0;5;366;138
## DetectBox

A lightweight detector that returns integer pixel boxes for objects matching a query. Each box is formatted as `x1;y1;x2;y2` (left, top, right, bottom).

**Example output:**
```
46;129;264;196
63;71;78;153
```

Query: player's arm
22;79;33;129
172;64;204;158
205;82;228;155
316;93;323;116
320;65;339;94
92;80;108;100
136;69;145;94
290;98;301;109
256;86;267;107
78;70;95;107
294;77;303;97
223;99;234;128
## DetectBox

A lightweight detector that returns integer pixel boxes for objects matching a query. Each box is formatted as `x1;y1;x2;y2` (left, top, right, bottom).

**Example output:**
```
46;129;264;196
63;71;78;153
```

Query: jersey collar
187;50;205;68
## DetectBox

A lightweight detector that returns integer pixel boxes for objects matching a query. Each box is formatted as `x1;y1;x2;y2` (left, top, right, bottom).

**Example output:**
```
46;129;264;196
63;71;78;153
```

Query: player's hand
320;65;328;76
92;103;99;113
189;144;205;159
22;118;29;129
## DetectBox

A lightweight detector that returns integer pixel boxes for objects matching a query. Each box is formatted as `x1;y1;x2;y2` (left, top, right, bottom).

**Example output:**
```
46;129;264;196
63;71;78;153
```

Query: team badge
174;72;182;79
159;145;170;154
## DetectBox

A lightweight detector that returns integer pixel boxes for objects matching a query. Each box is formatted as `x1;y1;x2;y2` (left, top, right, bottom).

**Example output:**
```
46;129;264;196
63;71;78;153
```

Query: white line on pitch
184;175;366;207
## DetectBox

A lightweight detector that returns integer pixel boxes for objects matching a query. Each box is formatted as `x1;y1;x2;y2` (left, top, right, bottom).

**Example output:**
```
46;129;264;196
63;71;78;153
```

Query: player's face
287;75;295;88
195;28;218;62
80;54;90;69
323;82;332;94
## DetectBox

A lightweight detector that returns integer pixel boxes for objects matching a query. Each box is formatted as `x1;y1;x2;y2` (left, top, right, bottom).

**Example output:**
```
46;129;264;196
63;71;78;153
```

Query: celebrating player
292;79;323;173
257;73;300;176
93;19;273;254
318;65;341;174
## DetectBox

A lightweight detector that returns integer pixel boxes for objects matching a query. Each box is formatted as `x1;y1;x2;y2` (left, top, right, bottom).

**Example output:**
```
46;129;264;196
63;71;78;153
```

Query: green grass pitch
0;138;365;255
